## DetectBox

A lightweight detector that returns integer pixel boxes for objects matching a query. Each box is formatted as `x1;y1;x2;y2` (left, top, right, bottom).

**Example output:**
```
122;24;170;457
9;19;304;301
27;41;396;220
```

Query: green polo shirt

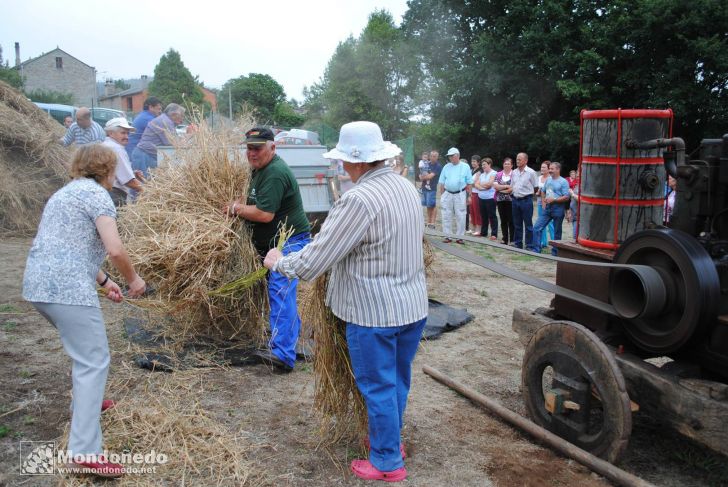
247;154;310;254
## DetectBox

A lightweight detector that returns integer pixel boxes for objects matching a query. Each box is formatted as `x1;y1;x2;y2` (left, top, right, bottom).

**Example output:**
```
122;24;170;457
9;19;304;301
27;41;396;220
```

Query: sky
1;0;410;101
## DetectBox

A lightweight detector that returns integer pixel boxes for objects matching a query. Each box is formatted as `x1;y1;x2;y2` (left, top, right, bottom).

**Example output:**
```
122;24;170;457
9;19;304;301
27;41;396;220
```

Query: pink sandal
363;437;406;458
351;459;407;482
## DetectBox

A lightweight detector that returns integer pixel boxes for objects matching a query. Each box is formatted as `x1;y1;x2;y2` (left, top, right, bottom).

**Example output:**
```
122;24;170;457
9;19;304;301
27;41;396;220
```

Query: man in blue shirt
531;161;570;255
438;147;473;243
420;150;442;228
126;97;163;157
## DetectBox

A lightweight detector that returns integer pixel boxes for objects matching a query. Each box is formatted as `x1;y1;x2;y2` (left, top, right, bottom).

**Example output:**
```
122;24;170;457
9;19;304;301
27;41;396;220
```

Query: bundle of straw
116;114;268;343
59;369;269;486
301;274;367;444
0;80;70;235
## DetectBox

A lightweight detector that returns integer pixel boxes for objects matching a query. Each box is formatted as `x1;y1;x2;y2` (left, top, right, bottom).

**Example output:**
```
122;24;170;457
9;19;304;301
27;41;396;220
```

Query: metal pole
422;365;656;487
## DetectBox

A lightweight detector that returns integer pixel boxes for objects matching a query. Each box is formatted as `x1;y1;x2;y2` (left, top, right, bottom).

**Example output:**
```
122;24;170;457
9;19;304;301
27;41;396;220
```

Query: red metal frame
577;108;674;250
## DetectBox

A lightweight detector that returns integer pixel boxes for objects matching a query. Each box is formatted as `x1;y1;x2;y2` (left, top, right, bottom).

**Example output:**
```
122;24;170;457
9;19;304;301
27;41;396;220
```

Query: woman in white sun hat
264;121;428;482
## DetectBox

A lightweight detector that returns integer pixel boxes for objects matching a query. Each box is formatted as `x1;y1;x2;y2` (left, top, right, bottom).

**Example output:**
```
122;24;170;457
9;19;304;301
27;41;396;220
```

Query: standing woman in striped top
264;121;428;483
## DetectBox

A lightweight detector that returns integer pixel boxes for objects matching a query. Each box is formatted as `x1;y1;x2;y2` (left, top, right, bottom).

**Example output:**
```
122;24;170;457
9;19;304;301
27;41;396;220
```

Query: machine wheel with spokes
522;321;632;463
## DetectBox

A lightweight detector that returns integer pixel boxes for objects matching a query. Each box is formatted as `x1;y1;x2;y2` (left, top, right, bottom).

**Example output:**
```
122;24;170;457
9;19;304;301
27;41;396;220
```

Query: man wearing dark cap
223;127;311;372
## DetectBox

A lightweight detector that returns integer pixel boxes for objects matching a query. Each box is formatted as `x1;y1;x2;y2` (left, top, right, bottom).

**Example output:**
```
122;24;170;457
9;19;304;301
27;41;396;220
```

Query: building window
126;98;133;111
55;57;63;69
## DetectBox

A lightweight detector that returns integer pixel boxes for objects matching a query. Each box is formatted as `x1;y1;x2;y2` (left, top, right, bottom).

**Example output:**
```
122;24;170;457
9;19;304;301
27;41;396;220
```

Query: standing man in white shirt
438;147;474;244
101;118;143;206
510;152;538;249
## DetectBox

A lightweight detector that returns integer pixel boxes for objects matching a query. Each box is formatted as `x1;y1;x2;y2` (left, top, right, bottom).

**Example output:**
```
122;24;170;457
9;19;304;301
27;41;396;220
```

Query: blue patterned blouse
23;178;116;307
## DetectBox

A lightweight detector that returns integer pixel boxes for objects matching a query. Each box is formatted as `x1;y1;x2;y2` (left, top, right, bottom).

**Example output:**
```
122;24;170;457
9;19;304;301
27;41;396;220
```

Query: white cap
104;117;135;131
322;121;401;164
446;147;460;157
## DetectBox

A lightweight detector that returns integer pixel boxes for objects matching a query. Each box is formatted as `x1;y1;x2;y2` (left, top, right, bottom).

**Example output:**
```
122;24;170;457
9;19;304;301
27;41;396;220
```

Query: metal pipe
626;137;685;178
422;365;657;487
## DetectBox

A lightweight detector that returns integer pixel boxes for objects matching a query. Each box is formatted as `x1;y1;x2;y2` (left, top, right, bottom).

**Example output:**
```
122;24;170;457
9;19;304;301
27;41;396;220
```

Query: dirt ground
0;217;726;486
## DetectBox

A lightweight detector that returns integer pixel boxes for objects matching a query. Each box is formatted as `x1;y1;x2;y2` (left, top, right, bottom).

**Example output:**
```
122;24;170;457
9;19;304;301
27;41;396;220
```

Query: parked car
33;102;77;126
90;107;125;127
274;128;320;146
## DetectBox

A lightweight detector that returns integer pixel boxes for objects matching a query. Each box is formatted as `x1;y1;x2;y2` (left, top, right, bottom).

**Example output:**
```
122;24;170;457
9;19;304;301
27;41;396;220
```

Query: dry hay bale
0;80;71;235
0;80;69;173
58;368;269;486
301;274;367;445
423;237;435;275
116;116;268;343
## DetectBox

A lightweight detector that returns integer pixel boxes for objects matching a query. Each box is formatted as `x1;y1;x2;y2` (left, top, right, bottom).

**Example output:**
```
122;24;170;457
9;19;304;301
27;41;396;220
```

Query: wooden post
422;365;656;487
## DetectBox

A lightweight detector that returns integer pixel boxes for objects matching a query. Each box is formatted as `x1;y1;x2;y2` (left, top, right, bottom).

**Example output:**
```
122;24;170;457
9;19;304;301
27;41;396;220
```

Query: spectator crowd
417;148;582;254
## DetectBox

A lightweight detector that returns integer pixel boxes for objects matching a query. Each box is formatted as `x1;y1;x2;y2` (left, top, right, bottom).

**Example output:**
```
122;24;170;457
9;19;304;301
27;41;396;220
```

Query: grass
22;415;34;425
510;254;538;262
0;425;8;438
3;321;17;332
18;370;32;379
0;303;19;313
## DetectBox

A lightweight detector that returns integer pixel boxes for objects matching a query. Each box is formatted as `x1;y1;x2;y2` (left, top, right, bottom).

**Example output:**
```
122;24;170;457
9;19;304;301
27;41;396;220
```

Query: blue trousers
511;197;534;249
346;318;427;472
536;200;555;247
531;205;565;255
131;148;157;178
267;232;311;368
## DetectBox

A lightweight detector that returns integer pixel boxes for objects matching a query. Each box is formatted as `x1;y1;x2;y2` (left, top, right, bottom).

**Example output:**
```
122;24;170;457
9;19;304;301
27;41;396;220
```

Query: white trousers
440;191;467;236
32;302;110;456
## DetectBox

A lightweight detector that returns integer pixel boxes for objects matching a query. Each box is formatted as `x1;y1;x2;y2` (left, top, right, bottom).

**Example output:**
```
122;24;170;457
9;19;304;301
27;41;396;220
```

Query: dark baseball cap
245;127;275;144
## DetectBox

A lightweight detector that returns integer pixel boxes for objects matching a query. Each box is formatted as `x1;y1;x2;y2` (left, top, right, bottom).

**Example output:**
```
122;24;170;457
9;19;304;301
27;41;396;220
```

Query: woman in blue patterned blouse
23;144;146;479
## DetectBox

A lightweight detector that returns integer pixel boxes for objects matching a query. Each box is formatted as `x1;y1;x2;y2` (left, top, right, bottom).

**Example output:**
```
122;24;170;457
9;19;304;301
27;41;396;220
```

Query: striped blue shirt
275;166;428;327
61;121;105;147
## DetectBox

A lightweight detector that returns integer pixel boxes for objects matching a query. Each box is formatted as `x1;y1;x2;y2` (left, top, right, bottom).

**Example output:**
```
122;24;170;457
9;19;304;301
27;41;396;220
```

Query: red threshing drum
577;109;673;249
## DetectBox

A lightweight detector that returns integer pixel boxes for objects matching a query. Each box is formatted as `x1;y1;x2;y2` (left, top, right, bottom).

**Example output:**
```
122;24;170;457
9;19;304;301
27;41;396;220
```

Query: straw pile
59;368;269;486
0;80;71;235
301;274;368;445
115;114;268;343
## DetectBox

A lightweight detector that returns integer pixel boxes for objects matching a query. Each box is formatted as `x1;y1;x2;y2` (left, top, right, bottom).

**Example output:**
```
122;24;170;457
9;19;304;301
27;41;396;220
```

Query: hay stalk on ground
58;368;269;486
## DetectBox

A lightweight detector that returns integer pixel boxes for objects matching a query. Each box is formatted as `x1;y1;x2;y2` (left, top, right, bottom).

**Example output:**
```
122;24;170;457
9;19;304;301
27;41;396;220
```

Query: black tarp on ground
125;299;473;371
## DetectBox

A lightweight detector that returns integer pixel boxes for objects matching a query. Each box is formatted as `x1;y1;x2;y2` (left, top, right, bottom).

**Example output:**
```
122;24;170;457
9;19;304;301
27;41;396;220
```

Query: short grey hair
164;103;185;116
549;161;562;170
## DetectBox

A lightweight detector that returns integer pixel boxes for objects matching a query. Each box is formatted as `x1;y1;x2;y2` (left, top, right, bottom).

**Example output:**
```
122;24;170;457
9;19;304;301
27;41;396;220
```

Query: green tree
273;101;304;127
0;45;22;90
114;79;130;90
219;73;286;123
25;89;73;104
304;10;417;139
147;49;205;108
403;0;728;165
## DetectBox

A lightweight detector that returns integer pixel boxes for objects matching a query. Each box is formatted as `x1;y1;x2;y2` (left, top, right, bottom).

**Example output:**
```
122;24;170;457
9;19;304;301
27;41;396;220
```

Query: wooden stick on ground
422;365;656;487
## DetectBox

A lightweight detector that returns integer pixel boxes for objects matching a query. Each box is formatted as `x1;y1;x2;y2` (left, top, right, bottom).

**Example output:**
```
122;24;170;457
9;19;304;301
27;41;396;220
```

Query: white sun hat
104;117;135;131
446;147;460;156
323;121;401;163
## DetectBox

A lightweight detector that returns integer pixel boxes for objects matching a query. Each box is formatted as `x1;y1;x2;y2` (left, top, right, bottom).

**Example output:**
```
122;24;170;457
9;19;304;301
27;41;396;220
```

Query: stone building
17;47;96;106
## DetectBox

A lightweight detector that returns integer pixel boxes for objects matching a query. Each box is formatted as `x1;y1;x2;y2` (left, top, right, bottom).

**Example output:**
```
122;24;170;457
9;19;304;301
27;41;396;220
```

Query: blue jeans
511;196;534;249
346;318;427;472
536;200;555;247
267;232;311;368
532;205;565;255
421;189;436;208
131;148;157;178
